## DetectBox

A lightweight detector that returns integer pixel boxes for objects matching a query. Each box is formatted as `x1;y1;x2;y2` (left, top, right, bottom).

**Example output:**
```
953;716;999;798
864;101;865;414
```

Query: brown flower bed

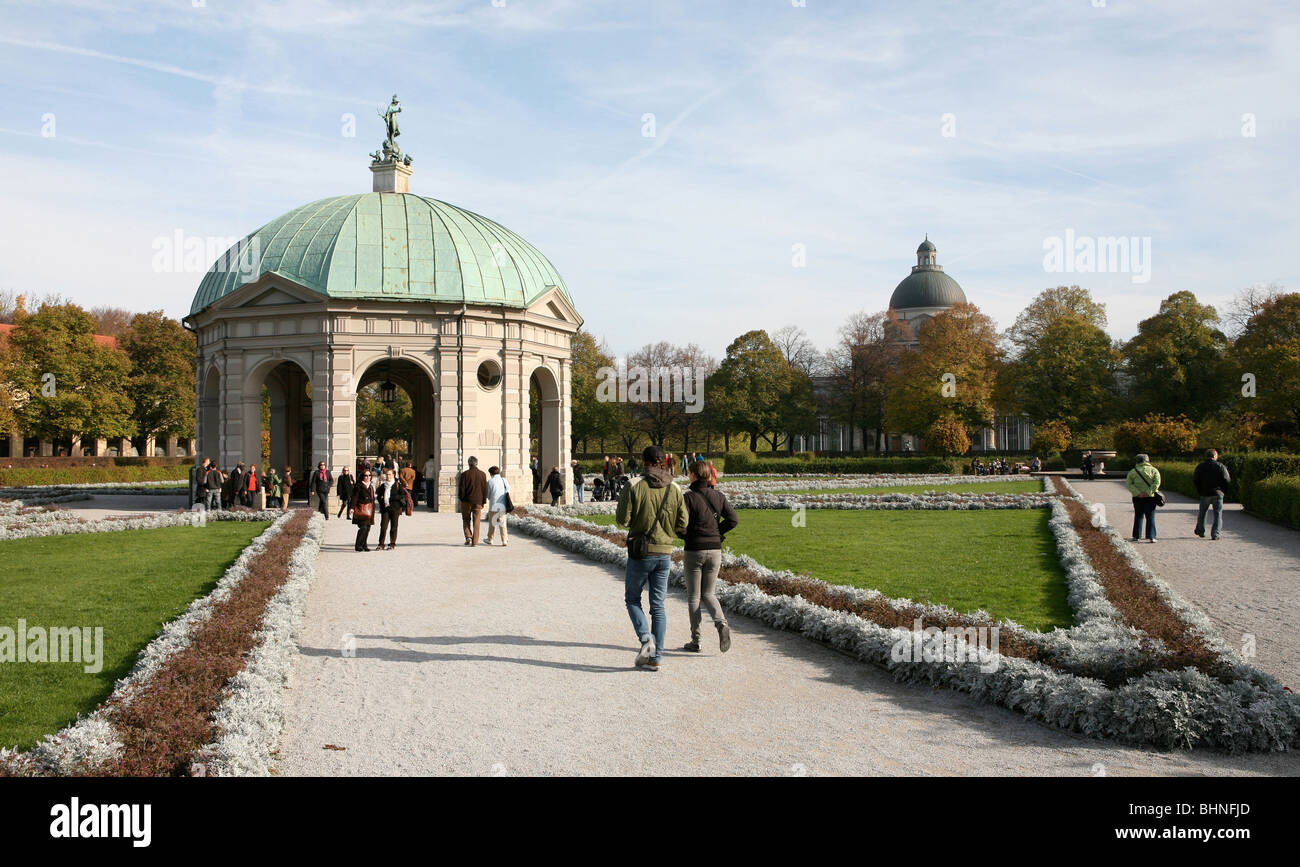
515;508;1045;662
1047;477;1221;675
90;510;312;776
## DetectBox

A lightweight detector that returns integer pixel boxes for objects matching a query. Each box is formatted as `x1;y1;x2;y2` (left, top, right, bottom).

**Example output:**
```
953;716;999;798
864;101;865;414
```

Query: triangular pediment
528;285;583;326
203;273;327;312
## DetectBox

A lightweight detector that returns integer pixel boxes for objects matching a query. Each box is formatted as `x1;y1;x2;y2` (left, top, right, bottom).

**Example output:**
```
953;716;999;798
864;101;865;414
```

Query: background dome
190;193;570;315
889;269;966;310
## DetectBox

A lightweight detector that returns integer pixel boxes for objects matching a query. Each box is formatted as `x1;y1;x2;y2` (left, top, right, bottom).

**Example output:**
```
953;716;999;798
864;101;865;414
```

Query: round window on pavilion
477;359;502;390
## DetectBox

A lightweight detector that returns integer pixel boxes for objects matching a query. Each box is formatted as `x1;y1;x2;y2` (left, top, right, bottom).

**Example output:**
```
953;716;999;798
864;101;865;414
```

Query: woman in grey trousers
680;461;738;653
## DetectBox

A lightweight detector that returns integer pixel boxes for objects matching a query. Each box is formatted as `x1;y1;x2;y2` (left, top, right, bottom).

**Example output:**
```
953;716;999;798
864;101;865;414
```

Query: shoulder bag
626;484;675;560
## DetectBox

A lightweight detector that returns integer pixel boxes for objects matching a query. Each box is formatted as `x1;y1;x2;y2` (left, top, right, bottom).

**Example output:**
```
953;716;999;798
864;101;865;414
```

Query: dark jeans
1131;496;1157;540
316;491;329;519
1196;493;1224;539
379;508;400;546
355;523;371;550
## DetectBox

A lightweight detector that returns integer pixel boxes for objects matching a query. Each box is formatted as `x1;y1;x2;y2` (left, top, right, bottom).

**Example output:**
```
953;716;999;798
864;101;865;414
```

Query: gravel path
1076;477;1300;689
276;509;1300;776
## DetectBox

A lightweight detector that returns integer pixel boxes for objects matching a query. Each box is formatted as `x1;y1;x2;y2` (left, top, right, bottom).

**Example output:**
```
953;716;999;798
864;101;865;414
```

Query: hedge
0;465;192;487
1242;475;1300;530
722;453;960;474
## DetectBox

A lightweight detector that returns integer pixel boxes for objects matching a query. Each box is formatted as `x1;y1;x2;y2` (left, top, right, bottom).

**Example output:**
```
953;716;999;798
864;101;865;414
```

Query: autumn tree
706;330;795;452
356;383;413;455
1232;292;1300;433
1123;291;1231;424
1001;286;1119;429
926;414;970;456
119;311;196;442
824;310;905;452
7;303;133;441
885;303;1001;437
569;331;622;453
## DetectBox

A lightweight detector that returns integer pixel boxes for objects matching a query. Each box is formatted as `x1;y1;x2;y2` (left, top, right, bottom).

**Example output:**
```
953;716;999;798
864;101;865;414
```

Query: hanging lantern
380;378;397;405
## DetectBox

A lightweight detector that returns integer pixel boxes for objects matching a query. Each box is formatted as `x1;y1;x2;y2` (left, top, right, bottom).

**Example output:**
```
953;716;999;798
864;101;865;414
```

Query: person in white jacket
486;465;511;546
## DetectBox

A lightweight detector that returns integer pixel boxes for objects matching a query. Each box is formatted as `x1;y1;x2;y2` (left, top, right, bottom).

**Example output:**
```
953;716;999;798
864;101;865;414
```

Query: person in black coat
545;466;564;505
309;461;333;519
1192;448;1232;540
350;469;376;551
336;466;356;519
680;460;738;653
375;468;407;550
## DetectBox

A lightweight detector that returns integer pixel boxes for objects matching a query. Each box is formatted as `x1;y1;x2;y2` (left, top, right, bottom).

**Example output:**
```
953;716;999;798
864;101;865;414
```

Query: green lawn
0;521;271;751
582;507;1070;631
783;481;1042;496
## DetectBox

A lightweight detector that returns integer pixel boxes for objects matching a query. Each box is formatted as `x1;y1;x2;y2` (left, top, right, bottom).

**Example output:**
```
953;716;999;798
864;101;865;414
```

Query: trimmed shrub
1114;413;1199;456
0;465;191;487
721;454;960;474
1241;475;1300;530
925;415;970;456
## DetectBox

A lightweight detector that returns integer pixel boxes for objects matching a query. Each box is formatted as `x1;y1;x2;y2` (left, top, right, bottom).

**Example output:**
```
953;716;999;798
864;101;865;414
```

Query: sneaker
1194;529;1205;538
1149;538;1157;543
644;660;661;672
718;623;732;653
635;637;656;666
1130;537;1141;543
464;539;472;546
682;640;700;653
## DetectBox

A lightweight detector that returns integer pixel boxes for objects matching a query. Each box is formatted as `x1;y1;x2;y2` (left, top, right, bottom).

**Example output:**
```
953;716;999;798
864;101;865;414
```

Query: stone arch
199;365;221;460
528;362;562;501
354;355;438;502
239;356;313;479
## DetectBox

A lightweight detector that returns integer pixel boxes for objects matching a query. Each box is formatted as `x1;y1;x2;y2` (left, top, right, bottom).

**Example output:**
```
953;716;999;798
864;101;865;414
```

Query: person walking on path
571;459;585;503
486;465;511;546
616;445;688;672
679;460;737;654
531;455;542;503
336;466;356;519
1126;453;1162;543
1193;448;1231;541
422;454;438;510
1082;450;1095;481
545;465;564;506
311;461;333;519
280;466;293;509
400;461;416;492
375;468;405;550
350;469;376;551
458;456;489;547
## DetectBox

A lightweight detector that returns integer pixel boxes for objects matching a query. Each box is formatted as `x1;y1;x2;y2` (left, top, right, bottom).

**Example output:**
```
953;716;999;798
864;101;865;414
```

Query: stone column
436;334;462;512
144;435;156;458
166;435;179;457
8;430;21;459
117;437;130;457
39;439;53;457
93;437;107;457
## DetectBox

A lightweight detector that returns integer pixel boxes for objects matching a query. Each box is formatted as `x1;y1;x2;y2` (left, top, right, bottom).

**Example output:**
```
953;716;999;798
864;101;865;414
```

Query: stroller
592;477;609;502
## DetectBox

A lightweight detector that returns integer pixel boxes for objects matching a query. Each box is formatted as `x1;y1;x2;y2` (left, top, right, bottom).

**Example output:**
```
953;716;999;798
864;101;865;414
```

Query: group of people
970;457;1027;475
615;445;738;671
452;455;512;546
189;457;294;511
1121;449;1231;543
1081;450;1107;479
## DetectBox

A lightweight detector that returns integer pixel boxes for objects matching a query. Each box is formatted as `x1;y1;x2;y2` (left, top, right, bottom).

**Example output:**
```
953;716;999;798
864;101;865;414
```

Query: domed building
795;237;1032;454
888;237;967;345
185;104;582;509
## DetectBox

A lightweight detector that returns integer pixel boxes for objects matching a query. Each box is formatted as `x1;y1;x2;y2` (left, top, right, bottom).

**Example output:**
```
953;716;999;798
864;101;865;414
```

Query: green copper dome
190;193;571;315
889;269;966;309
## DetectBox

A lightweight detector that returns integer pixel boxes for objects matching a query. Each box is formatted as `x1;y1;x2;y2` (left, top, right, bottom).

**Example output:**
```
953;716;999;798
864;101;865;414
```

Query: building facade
184;135;582;509
796;238;1032;454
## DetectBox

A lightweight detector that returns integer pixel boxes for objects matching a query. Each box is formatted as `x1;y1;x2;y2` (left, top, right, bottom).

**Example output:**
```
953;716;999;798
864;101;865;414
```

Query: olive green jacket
615;467;688;555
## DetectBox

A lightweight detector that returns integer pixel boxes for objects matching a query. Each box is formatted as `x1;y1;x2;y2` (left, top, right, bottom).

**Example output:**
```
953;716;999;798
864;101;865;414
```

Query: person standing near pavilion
204;460;224;511
375;467;405;550
280;465;294;509
458;456;489;546
310;460;333;519
571;459;585;503
616;445;688;671
486;465;511;546
189;457;209;508
422;453;437;510
336;465;355;519
350;468;376;551
243;463;262;508
266;466;282;510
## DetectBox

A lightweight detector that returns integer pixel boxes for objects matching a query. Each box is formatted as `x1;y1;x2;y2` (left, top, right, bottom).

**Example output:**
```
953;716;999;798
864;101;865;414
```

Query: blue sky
0;0;1296;359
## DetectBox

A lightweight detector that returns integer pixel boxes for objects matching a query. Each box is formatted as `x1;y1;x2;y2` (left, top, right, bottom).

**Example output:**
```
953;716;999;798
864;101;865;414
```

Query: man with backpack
615;445;688;672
